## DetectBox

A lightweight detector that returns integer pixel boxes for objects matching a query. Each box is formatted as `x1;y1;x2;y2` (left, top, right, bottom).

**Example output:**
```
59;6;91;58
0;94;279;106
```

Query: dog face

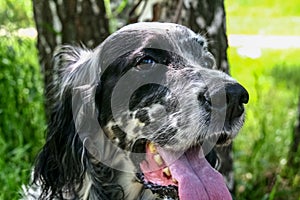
93;23;249;199
97;23;248;150
31;23;248;200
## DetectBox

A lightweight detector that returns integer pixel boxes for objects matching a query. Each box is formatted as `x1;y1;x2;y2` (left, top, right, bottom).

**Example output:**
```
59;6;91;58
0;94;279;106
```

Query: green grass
225;1;300;199
226;16;300;35
229;48;300;199
226;0;300;17
225;0;300;35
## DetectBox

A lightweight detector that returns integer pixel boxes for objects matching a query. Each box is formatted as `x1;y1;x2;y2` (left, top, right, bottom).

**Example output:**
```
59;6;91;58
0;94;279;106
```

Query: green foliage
105;0;129;33
0;0;34;30
271;65;300;88
0;36;45;198
229;48;300;199
225;0;300;35
226;3;300;197
226;0;300;17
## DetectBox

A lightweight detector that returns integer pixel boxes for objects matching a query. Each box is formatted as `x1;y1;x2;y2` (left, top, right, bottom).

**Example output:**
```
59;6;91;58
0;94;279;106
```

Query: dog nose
197;83;249;119
225;83;249;119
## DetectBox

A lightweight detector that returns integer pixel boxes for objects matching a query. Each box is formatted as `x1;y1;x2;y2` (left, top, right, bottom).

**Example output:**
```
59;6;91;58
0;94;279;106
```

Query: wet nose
197;83;249;119
225;83;249;119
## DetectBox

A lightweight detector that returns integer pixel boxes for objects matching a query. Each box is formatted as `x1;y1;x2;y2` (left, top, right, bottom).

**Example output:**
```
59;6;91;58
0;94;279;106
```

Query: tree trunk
33;0;110;118
127;0;229;73
129;0;234;192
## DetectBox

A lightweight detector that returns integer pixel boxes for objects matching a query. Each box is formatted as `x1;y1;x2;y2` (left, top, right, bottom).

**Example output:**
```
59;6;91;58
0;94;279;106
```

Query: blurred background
0;0;299;199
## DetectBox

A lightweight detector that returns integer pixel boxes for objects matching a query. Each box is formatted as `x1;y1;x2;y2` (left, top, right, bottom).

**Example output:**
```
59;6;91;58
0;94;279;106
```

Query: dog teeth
163;167;171;177
148;142;157;154
172;178;178;184
153;154;163;166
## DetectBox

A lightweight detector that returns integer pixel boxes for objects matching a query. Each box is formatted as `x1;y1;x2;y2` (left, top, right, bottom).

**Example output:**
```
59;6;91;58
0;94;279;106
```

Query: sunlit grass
225;0;300;35
229;47;300;199
227;17;300;35
226;6;300;198
226;0;300;17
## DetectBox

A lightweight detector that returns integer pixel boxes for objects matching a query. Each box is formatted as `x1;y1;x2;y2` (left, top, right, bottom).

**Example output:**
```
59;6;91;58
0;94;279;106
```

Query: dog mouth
135;141;232;200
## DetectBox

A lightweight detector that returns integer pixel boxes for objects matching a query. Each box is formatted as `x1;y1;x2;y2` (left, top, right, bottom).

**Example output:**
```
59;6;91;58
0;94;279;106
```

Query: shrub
0;36;46;198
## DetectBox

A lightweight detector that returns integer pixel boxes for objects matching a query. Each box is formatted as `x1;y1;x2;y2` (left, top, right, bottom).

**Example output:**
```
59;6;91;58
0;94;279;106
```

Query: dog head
34;22;248;200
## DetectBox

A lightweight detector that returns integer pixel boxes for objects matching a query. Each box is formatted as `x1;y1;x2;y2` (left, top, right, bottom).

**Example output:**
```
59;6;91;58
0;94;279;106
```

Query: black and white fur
23;22;248;200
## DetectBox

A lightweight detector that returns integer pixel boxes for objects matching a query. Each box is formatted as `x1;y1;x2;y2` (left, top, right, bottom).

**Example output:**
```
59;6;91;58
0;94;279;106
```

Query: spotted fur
23;22;248;200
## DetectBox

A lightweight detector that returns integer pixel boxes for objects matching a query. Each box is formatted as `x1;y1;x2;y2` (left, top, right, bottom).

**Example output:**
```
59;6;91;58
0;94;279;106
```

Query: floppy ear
33;46;123;199
32;45;95;198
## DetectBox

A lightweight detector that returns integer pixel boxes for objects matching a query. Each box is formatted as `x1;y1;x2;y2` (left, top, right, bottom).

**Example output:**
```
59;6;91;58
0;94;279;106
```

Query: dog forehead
98;22;206;69
117;22;206;48
118;22;192;36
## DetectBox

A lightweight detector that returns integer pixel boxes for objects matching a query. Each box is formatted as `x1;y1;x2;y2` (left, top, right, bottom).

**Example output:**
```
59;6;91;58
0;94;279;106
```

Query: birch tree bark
33;0;109;117
127;0;229;73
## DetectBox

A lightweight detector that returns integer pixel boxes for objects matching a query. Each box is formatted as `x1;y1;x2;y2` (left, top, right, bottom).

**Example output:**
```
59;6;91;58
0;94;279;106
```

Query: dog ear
33;45;98;198
34;45;125;199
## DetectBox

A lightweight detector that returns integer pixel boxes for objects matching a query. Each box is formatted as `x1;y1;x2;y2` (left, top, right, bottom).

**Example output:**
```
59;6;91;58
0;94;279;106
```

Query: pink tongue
158;147;232;200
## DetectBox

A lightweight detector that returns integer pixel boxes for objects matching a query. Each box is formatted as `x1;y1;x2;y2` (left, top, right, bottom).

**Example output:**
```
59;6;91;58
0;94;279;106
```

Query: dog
23;22;249;200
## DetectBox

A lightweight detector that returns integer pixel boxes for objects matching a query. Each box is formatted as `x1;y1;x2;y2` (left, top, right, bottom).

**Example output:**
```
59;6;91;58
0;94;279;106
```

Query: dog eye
136;56;157;70
201;54;216;69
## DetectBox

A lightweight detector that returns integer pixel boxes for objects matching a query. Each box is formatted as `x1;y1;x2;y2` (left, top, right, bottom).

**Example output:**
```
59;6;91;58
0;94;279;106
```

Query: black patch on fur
111;125;127;149
155;126;178;146
135;109;151;125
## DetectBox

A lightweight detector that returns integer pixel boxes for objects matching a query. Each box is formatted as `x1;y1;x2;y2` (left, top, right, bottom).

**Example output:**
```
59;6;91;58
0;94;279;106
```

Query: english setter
24;22;249;200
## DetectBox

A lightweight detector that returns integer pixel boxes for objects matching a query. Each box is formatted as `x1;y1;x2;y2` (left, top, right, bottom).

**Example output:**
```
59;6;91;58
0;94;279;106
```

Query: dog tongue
157;147;232;200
